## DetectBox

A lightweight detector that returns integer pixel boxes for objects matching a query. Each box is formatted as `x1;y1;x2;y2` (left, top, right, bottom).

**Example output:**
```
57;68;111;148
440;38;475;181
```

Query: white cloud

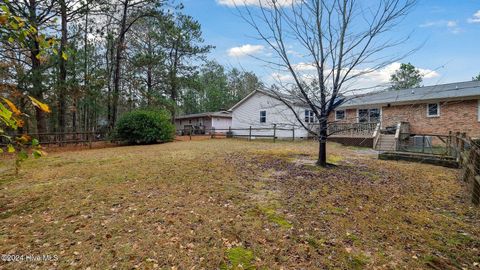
468;10;480;23
217;0;298;7
292;62;316;71
420;20;462;34
227;44;264;57
271;72;293;82
446;20;457;27
267;62;440;91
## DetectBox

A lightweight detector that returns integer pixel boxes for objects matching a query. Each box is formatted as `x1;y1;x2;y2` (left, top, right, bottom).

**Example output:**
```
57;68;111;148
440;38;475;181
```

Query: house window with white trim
427;103;440;117
260;110;267;123
335;110;345;121
358;108;380;123
305;110;315;123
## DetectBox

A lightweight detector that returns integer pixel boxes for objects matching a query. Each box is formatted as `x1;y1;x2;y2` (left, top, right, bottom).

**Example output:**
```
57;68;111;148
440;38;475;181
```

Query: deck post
273;124;276;143
249;126;252;141
189;129;192;141
447;131;452;156
422;135;425;154
455;132;461;160
211;127;215;139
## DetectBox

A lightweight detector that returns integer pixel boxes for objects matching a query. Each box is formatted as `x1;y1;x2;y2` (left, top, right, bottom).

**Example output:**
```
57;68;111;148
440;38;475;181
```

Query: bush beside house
114;110;175;144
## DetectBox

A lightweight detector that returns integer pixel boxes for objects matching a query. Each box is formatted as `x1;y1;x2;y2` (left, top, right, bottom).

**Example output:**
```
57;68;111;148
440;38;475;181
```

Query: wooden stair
375;134;397;151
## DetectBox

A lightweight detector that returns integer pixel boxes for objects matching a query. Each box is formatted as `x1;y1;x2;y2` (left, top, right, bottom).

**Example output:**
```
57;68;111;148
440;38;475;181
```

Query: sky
182;0;480;89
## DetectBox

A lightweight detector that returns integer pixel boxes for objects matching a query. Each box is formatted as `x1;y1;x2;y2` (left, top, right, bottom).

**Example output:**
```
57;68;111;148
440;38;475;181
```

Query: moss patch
327;154;343;165
258;205;292;229
222;247;255;270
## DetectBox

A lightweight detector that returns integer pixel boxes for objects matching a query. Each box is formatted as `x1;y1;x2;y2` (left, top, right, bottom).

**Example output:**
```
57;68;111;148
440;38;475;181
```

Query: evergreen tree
390;63;423;90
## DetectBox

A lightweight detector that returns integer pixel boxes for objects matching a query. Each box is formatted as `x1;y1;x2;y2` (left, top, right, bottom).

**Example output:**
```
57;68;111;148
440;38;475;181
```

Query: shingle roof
175;111;232;120
340;80;480;108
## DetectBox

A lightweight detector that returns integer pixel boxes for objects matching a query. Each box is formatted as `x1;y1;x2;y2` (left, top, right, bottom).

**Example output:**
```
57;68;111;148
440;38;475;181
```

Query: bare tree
237;0;417;167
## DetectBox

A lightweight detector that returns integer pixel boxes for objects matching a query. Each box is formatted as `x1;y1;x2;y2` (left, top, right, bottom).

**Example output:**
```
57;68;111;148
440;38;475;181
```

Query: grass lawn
0;139;479;269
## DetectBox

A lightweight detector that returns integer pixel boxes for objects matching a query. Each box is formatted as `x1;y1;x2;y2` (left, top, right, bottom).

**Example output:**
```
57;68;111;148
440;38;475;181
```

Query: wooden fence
0;132;109;147
178;124;296;143
380;130;479;205
450;132;480;205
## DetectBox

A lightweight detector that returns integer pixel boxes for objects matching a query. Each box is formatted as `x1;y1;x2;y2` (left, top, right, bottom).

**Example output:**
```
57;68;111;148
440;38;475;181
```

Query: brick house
330;80;480;139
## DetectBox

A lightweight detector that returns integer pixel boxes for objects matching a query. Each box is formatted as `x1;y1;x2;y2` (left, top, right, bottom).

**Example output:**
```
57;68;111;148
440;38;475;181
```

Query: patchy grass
327;154;343;165
257;205;292;229
221;247;255;270
0;139;479;269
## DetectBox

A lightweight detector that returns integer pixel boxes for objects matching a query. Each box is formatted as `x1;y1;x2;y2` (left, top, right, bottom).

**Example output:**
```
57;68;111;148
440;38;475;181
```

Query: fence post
249;126;252;141
89;132;93;149
189;129;192;141
473;176;480;205
273;124;276;143
211;127;215;139
229;126;232;139
292;127;295;141
459;133;466;164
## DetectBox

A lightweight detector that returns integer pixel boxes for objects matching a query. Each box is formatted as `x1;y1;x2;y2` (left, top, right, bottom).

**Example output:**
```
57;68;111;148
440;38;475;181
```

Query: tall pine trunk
28;0;46;134
57;0;67;135
110;0;129;129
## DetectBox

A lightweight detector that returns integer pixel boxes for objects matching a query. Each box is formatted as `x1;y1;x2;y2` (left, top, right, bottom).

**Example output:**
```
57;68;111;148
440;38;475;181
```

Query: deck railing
324;122;378;137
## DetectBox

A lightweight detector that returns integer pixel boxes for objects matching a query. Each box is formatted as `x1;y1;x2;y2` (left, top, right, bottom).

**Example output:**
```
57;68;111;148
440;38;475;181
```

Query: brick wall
382;99;480;137
329;99;480;138
328;109;357;123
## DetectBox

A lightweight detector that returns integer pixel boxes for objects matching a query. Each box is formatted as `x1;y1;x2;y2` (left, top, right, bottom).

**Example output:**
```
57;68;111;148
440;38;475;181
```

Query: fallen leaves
0;140;478;269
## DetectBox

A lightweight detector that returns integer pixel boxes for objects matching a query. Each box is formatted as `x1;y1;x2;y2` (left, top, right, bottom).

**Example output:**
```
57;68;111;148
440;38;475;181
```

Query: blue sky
182;0;480;88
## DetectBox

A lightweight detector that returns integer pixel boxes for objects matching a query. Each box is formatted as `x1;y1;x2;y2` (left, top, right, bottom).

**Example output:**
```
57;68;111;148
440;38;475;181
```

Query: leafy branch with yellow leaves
0;96;50;175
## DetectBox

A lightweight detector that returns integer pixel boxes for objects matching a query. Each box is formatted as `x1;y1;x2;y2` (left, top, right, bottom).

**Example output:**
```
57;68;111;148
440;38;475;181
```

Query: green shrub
114;110;174;144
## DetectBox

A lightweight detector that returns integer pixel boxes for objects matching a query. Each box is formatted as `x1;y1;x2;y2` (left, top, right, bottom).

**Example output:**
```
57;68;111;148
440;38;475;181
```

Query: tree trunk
147;67;152;107
317;117;328;167
169;41;180;123
28;0;46;134
57;0;67;135
111;0;129;129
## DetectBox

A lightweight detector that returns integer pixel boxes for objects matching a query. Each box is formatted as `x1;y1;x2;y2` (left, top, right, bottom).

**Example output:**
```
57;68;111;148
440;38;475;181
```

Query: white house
175;111;232;135
229;90;314;139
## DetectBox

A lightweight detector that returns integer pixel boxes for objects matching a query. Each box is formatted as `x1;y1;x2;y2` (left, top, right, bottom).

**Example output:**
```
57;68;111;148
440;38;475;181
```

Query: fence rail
177;124;296;143
0;131;109;147
450;133;480;205
384;130;479;205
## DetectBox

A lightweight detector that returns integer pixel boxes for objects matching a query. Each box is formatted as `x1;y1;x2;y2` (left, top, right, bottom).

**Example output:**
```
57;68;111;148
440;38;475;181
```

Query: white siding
231;92;310;138
211;117;232;131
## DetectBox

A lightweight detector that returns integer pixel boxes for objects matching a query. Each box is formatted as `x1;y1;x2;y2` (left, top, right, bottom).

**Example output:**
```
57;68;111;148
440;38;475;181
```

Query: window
427;103;440;117
358;109;369;123
260;110;267;123
335;110;345;121
305;110;315;123
478;100;480;122
369;108;381;123
358;108;380;123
